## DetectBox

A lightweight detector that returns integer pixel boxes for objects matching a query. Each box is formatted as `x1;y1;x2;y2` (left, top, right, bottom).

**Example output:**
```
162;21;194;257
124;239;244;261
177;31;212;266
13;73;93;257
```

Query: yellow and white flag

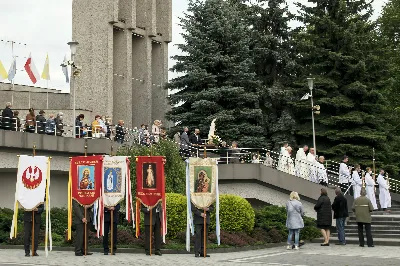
41;54;50;80
10;155;52;256
0;59;8;81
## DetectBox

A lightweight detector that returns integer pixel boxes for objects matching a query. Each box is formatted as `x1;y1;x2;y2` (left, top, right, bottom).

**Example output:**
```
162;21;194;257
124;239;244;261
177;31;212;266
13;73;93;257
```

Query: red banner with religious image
70;155;103;206
135;156;166;240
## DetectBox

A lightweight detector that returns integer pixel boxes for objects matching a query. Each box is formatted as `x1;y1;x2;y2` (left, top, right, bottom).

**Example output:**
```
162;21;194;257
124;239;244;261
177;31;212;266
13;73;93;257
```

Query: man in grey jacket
352;188;374;247
180;127;191;160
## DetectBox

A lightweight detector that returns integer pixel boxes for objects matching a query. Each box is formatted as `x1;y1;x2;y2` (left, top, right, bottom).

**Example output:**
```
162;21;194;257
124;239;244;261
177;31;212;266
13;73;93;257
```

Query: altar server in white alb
306;148;317;183
316;156;328;187
295;145;308;179
339;156;352;193
352;165;362;199
277;143;289;171
364;167;378;210
377;169;391;211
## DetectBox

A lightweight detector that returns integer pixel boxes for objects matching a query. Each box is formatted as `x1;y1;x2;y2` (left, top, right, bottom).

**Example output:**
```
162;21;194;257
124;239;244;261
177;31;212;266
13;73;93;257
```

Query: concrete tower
71;0;172;127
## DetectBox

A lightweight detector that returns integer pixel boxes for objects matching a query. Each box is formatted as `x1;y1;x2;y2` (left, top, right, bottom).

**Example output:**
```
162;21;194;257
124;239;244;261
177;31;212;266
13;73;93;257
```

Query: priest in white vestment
295;145;308;178
306;148;317;182
352;165;362;199
365;168;378;210
377;169;391;210
339;156;351;193
277;143;289;171
316;156;328;186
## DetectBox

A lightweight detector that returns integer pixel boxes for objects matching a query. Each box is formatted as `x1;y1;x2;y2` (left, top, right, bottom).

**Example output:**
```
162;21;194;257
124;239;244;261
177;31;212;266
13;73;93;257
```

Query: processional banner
186;157;220;251
67;156;103;240
135;156;166;241
100;156;134;235
10;155;52;256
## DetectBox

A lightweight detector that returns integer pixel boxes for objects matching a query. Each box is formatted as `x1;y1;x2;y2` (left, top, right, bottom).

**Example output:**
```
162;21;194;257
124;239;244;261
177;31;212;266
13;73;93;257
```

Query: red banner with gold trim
70;155;103;206
135;156;166;240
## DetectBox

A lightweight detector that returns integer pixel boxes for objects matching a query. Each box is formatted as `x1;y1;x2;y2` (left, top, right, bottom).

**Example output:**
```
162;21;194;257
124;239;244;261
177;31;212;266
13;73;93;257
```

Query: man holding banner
68;156;103;256
136;156;167;256
101;155;133;256
10;155;52;257
24;203;44;257
186;157;220;258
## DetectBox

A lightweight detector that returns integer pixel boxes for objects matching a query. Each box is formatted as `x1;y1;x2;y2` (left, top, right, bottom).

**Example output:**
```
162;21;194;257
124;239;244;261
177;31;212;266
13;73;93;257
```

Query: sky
0;0;388;92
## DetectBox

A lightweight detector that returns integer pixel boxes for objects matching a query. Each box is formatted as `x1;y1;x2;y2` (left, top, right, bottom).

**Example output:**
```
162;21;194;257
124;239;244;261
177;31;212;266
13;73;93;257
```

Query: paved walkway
1;243;400;266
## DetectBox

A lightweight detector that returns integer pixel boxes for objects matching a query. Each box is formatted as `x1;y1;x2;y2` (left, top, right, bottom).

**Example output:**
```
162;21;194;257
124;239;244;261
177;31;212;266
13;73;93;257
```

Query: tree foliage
167;0;264;147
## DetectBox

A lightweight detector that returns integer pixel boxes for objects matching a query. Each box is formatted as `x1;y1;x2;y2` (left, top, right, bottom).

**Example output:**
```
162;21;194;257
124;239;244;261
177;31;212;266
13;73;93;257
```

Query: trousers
103;222;117;252
195;223;209;255
74;223;89;254
24;221;40;253
144;221;161;252
357;222;373;247
336;218;346;244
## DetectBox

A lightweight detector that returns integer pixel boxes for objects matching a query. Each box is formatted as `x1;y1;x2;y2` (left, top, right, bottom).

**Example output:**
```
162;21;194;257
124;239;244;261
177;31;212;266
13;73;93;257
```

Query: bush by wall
166;193;187;239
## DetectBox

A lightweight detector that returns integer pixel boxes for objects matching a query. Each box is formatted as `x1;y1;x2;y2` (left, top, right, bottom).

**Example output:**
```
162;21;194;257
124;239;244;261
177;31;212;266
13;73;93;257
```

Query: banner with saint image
135;156;166;240
186;157;220;251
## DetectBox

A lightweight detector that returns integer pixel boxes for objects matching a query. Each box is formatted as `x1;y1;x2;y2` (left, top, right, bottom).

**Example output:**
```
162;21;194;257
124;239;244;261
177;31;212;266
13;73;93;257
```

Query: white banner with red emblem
10;155;52;256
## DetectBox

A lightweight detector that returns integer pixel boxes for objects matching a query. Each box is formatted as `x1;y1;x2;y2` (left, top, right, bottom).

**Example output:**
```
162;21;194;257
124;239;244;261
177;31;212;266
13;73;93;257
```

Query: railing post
226;151;229;164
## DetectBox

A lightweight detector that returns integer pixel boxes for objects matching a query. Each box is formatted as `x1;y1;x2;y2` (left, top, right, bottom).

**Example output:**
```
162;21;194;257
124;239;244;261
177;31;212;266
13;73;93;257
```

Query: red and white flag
24;53;40;84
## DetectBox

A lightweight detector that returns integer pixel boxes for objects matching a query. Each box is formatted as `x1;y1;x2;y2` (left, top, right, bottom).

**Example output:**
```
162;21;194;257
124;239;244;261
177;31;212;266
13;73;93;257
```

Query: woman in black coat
314;188;332;246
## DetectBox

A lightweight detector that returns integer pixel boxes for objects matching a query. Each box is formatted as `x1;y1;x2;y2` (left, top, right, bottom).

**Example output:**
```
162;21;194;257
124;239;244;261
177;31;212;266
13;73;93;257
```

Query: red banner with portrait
135;156;166;240
70;155;103;206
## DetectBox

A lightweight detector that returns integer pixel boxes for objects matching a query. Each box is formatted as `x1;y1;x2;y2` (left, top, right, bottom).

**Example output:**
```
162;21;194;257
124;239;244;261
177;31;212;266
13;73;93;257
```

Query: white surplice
352;171;362;199
365;172;378;210
377;174;391;209
295;148;307;179
339;163;350;185
306;153;317;183
316;161;328;184
277;147;289;171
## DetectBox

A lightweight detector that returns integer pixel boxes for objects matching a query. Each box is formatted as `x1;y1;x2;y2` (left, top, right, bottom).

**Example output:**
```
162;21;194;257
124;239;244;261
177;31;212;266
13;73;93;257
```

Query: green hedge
166;193;187;238
255;205;321;241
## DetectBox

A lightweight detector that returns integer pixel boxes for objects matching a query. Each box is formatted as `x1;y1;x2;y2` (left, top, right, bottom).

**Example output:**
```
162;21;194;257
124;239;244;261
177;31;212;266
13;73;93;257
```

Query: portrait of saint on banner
194;166;212;193
142;163;157;189
78;165;95;190
104;167;122;193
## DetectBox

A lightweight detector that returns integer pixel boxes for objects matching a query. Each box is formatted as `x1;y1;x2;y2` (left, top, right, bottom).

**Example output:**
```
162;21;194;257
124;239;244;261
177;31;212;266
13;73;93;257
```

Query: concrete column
132;36;152;127
151;41;168;123
156;0;172;42
119;0;136;29
113;28;133;128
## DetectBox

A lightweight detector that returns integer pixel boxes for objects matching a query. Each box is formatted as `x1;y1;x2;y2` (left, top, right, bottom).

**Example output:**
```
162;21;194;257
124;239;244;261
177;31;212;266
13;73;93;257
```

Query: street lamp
66;41;80;137
307;77;317;157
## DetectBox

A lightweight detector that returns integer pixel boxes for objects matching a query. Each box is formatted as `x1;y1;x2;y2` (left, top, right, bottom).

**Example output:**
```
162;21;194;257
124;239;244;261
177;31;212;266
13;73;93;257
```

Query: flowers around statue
208;135;222;146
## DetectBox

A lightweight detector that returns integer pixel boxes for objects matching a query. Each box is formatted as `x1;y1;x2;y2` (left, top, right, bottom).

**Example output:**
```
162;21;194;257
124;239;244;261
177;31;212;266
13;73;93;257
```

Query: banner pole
84;207;87;256
111;210;114;255
33;143;36;157
150;210;152;256
32;211;35;256
204;146;207;158
203;210;206;258
84;139;88;157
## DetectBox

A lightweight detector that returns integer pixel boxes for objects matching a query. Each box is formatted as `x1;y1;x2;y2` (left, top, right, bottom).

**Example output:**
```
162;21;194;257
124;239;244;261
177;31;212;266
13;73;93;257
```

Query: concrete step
347;220;400;226
344;229;400;234
345;224;400;230
331;233;400;239
327;237;400;246
349;215;400;221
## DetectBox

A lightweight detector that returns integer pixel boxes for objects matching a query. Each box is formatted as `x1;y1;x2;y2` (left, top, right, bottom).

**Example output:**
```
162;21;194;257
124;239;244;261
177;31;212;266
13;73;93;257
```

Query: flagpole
32;143;36;256
46;80;49;109
11;41;15;105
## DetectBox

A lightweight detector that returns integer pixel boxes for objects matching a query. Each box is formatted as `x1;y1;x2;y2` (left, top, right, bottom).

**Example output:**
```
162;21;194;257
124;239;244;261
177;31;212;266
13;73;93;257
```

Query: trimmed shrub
166;193;187;239
210;194;255;233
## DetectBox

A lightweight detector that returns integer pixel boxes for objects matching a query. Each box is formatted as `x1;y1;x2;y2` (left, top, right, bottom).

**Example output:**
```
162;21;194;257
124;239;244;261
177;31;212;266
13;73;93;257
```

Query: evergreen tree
167;0;264;147
292;0;391;166
243;0;301;149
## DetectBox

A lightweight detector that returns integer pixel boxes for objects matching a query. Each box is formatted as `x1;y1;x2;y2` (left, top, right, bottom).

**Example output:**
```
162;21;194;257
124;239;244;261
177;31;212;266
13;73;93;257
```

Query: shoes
321;243;330;246
287;245;291;250
368;245;375;247
200;253;210;257
195;253;200;257
335;243;346;245
155;251;162;256
104;252;108;255
86;252;93;255
145;252;150;256
75;253;83;256
294;246;299;250
359;245;364;247
25;253;30;257
33;252;39;256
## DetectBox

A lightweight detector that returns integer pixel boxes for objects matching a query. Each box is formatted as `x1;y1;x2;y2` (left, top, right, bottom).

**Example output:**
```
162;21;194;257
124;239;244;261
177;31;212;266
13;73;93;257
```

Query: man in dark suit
24;204;44;257
332;187;349;245
189;129;203;157
103;203;120;255
141;202;162;256
180;127;191;160
73;200;93;256
192;203;214;258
